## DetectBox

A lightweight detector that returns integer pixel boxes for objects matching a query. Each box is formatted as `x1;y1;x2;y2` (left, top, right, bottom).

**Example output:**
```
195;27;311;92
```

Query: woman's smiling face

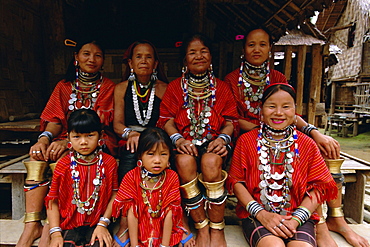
185;39;212;75
261;89;296;130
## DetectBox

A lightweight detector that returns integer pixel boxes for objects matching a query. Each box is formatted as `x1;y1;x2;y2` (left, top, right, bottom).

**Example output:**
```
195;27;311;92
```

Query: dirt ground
321;125;370;162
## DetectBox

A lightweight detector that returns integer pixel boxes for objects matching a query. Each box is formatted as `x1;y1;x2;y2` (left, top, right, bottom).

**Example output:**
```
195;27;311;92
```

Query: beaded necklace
237;60;270;115
257;123;299;215
131;79;156;126
70;149;103;215
182;71;216;146
140;170;166;218
79;70;100;85
141;167;163;183
69;68;102;111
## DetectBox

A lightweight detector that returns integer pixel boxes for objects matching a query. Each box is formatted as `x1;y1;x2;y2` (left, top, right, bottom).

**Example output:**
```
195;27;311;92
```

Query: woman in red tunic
224;26;340;159
18;39;117;247
225;26;369;247
227;83;337;247
159;33;239;247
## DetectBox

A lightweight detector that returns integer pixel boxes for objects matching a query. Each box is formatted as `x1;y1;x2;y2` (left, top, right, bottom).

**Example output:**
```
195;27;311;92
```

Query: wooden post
283;45;293;82
343;171;366;223
308;44;322;124
218;41;227;79
296;45;307;116
12;173;26;220
330;81;336;115
189;0;206;33
269;45;275;70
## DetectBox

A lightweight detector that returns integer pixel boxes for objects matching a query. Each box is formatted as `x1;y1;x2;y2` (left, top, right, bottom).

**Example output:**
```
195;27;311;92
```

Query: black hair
243;25;274;47
64;39;105;83
122;40;168;83
261;84;296;105
67;109;102;134
180;33;213;64
136;127;173;160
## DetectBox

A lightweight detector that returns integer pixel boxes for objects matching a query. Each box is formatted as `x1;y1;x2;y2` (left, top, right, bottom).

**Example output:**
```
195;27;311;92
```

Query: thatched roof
63;0;337;47
275;29;326;46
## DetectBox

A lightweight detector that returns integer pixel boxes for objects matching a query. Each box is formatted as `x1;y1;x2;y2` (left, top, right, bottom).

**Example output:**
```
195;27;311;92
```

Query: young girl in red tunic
45;109;118;247
112;127;185;247
227;84;337;247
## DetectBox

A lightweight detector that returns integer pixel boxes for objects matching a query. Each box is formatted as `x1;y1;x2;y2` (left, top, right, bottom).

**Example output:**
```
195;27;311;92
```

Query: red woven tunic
40;78;117;155
224;68;288;125
45;152;118;230
226;129;337;221
112;167;183;247
158;77;239;139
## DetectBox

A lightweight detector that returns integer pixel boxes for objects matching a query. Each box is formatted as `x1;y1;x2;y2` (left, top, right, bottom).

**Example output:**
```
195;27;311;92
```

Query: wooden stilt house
316;0;370;134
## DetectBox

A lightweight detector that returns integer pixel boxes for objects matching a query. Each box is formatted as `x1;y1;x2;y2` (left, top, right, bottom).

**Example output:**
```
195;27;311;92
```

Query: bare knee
201;153;223;181
287;240;313;247
175;154;197;183
257;236;285;247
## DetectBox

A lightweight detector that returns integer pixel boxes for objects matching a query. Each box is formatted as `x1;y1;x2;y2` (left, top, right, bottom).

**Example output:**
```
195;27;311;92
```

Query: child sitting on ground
112;127;188;247
45;109;118;247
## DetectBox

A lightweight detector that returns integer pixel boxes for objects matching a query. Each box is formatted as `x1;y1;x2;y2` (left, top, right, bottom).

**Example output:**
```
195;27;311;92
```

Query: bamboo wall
0;0;66;122
330;0;370;80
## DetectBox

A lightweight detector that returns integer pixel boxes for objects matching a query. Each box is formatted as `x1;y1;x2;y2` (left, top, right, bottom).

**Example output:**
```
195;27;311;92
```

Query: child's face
68;130;100;155
140;143;170;174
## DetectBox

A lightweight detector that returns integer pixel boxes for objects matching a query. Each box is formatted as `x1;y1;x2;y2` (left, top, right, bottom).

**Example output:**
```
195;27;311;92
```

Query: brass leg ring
194;218;209;229
24;211;44;223
209;219;225;230
327;207;344;218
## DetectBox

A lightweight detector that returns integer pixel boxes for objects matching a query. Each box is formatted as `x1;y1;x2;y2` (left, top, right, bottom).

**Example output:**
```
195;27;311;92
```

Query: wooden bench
0;119;40;132
326;113;359;137
341;153;370;224
0;155;28;220
1;219;370;247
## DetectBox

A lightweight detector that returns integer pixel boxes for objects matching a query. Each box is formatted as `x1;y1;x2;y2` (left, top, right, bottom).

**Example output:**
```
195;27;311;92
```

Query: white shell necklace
131;81;156;126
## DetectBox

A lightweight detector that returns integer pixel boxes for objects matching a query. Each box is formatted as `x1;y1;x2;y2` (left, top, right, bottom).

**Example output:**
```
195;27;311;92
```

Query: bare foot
210;228;226;247
179;231;196;247
16;221;43;247
37;223;50;247
327;216;370;247
113;228;130;247
195;226;210;247
316;222;338;247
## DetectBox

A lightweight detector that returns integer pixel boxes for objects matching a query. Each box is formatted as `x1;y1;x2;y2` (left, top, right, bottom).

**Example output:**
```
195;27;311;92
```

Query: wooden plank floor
1;218;370;247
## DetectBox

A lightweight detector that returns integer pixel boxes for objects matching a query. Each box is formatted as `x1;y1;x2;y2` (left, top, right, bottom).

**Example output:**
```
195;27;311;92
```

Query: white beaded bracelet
99;216;111;225
49;226;62;235
97;222;107;228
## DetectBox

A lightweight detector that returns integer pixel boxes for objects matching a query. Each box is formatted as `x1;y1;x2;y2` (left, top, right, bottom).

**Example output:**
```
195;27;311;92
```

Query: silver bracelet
301;124;318;136
121;127;133;140
99;216;110;225
170;133;184;146
97;222;107;228
246;200;264;218
38;131;53;142
49;226;62;235
218;133;231;145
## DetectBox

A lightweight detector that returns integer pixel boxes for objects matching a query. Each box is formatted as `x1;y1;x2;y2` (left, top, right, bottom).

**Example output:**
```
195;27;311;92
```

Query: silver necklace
131;83;156;126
